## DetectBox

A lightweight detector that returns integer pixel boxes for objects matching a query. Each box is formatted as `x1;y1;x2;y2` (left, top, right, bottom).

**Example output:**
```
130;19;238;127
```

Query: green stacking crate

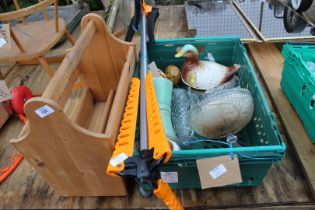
281;44;315;143
142;37;285;189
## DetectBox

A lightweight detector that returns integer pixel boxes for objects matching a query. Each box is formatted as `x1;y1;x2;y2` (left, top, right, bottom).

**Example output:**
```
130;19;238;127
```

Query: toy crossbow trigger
107;1;183;210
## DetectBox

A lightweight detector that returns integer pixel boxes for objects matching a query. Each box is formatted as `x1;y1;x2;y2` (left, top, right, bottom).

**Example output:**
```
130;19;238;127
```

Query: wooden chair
10;14;136;196
0;0;75;78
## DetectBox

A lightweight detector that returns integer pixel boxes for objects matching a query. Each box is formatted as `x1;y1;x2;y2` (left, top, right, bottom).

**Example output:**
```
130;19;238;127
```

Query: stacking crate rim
147;36;285;160
282;43;315;81
281;43;315;143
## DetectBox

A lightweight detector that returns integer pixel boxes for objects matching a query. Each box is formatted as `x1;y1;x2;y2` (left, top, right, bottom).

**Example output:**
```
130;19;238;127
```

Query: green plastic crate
281;44;315;143
141;37;285;189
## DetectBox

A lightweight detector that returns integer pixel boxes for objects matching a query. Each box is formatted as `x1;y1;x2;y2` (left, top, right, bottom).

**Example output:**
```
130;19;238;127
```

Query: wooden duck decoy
175;44;240;90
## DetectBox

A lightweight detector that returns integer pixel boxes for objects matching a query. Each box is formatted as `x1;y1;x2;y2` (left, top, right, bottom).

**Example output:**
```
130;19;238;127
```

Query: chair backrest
0;0;59;27
0;0;60;54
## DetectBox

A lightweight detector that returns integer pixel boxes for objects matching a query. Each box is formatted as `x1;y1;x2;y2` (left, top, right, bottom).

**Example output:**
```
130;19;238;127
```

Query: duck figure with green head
175;44;240;90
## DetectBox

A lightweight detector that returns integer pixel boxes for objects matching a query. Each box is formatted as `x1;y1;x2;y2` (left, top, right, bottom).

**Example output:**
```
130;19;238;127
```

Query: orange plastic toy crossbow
107;1;183;209
107;73;183;210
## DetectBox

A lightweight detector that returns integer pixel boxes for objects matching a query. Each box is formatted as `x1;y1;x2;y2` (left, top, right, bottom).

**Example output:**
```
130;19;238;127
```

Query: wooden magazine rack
10;14;136;196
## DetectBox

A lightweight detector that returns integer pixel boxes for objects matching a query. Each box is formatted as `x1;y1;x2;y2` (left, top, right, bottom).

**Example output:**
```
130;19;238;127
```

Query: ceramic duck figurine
175;44;241;90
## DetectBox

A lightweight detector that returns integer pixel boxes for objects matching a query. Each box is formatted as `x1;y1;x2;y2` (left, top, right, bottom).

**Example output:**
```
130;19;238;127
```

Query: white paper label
207;53;215;62
0;37;7;48
0;23;11;49
209;164;227;179
0;80;11;102
160;172;178;183
109;153;128;167
35;105;55;118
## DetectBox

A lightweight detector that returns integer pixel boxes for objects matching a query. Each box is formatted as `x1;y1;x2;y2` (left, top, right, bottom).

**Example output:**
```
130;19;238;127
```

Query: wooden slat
0;63;15;79
101;89;114;127
38;0;50;21
12;0;27;24
247;43;315;197
0;0;54;21
10;28;25;53
65;30;76;45
38;57;55;77
17;55;65;64
155;5;188;39
54;0;59;32
88;102;107;132
42;21;96;105
88;89;114;133
49;68;80;107
104;47;135;139
71;88;94;128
